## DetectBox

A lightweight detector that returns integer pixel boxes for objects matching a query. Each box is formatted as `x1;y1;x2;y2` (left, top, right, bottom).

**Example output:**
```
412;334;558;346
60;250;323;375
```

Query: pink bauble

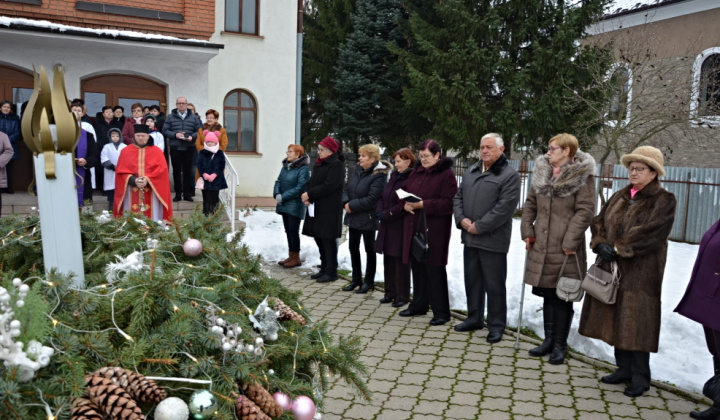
273;392;292;411
183;238;203;257
291;396;316;420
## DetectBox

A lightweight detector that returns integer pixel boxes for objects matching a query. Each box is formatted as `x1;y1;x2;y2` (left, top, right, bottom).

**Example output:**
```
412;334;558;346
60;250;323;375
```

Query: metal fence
454;158;720;244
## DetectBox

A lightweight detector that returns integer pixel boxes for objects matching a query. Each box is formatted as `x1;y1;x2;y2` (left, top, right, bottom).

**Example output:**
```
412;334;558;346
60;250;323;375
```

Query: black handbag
703;373;720;403
411;209;430;262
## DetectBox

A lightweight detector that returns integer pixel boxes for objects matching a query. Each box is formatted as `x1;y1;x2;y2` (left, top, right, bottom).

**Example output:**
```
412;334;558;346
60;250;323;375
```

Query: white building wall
0;29;215;110
209;0;298;197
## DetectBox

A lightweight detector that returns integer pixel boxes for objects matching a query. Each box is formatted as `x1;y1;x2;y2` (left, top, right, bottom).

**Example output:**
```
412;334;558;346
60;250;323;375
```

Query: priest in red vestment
114;124;173;221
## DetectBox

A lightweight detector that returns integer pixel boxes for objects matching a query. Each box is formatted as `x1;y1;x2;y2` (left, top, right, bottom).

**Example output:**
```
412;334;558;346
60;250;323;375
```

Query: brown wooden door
81;74;167;118
0;65;34;192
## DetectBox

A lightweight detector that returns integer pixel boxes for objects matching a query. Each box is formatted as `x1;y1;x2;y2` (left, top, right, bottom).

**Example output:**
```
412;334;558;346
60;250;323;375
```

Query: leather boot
282;252;301;268
278;252;291;266
356;280;375;294
548;303;573;365
690;402;720;420
342;277;362;292
529;298;555;357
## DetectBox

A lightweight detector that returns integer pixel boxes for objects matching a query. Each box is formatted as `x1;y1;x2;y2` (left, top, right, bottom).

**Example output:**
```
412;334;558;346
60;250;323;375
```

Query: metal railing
220;154;238;231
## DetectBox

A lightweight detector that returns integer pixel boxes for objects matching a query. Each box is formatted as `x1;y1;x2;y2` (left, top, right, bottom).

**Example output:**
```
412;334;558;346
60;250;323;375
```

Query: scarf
204;143;219;154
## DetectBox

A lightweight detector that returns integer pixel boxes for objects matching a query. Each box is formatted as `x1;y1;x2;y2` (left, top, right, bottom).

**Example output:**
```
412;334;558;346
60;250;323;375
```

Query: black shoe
316;274;338;283
379;297;393;304
486;332;503;343
399;309;427;317
310;271;325;280
183;196;193;202
623;383;649;398
356;283;374;294
548;343;568;365
173;195;182;202
430;317;449;326
601;371;631;385
529;339;554;357
690;404;720;420
391;301;408;308
342;281;361;292
454;322;483;332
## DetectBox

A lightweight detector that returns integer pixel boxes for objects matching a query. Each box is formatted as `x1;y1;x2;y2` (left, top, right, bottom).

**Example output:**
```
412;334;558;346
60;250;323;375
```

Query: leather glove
595;243;618;262
275;194;283;204
376;212;384;222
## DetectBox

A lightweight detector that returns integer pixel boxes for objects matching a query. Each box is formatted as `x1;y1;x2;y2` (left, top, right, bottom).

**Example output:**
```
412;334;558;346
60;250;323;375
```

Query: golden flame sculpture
21;65;80;178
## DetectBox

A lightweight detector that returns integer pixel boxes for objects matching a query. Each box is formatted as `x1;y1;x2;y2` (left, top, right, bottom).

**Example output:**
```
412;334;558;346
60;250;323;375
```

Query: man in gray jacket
163;97;202;202
452;133;521;343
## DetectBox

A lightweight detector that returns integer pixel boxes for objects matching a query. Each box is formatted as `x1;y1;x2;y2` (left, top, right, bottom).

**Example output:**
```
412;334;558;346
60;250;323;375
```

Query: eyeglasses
547;146;563;153
176;102;187;105
418;153;435;160
628;166;649;173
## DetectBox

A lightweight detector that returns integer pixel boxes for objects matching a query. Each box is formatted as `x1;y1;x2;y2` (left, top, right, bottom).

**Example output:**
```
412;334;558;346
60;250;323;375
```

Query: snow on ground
239;210;708;393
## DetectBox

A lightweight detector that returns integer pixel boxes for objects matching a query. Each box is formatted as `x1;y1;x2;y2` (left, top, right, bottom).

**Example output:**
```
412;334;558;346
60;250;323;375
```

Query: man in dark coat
93;106;123;193
452;133;521;343
301;137;345;283
163;97;202;202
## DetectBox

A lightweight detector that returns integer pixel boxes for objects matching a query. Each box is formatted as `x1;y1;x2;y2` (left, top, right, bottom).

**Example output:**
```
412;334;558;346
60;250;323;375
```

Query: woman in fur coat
579;146;676;399
521;134;596;365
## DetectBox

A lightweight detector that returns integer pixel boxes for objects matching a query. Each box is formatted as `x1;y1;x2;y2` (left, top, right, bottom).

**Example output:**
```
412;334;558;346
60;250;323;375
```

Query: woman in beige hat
579;145;677;398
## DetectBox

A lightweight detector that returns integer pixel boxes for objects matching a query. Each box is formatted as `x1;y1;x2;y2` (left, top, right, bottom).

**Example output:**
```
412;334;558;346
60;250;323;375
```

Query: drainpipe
295;0;303;145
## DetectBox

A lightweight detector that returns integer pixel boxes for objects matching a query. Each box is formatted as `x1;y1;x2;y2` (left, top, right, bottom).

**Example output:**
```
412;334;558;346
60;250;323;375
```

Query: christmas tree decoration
242;382;283;417
70;397;105;420
235;395;271;420
0;211;370;419
92;366;167;403
188;389;217;419
154;397;190;420
291;396;317;420
272;298;307;325
84;375;145;420
272;392;292;411
248;296;282;341
0;279;54;383
183;238;203;257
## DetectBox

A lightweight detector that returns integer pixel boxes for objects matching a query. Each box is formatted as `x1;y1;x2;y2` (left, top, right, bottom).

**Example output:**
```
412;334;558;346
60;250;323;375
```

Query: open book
396;188;422;203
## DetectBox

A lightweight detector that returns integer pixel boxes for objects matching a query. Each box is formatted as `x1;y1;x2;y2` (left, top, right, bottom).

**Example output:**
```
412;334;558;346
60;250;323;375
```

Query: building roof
0;16;224;49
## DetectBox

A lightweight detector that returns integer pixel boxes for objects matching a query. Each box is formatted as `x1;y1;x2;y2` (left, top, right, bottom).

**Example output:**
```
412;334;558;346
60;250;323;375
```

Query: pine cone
235;395;272;420
70;397;105;420
84;375;145;420
242;382;283;417
93;366;167;403
272;299;306;325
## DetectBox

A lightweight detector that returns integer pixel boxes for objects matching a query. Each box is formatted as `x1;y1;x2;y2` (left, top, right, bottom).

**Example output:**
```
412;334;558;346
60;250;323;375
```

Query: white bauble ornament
255;337;264;347
246;344;254;353
19;284;29;294
215;318;225;326
12;278;21;286
211;326;224;335
15;300;24;308
183;238;203;257
253;347;262;356
268;332;278;341
222;342;233;352
155;397;190;420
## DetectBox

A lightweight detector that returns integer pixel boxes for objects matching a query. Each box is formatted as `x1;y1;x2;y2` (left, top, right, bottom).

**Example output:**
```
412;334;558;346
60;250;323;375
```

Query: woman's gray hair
480;133;504;147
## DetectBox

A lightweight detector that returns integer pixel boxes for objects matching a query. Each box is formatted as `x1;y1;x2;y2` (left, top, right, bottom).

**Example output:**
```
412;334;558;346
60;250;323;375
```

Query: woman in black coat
0;100;20;194
341;144;390;293
301;137;345;283
375;148;416;307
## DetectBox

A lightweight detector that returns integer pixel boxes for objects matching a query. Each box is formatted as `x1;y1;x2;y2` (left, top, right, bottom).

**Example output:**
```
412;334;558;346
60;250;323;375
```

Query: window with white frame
691;47;720;120
225;0;259;35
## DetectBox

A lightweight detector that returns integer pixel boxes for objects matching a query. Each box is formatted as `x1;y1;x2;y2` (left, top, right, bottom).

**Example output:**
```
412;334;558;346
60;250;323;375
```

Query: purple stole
75;130;88;207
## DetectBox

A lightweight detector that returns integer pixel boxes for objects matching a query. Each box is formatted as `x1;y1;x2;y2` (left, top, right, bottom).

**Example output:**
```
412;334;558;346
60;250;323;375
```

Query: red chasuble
113;145;173;221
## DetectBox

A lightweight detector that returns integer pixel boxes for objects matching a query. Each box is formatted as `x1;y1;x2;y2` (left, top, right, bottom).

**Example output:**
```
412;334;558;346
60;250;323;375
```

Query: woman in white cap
579;145;676;399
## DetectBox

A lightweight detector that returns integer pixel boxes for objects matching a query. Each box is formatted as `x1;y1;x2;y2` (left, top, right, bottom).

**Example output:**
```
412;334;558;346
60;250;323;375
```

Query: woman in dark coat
675;218;720;419
341;144;390;293
301;137;344;283
521;134;596;365
376;148;416;307
399;139;458;326
0;100;20;194
274;144;310;268
579;146;676;398
195;130;228;216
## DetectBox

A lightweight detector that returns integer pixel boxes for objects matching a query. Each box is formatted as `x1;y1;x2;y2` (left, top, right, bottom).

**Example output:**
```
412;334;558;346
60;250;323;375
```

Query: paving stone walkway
264;264;711;420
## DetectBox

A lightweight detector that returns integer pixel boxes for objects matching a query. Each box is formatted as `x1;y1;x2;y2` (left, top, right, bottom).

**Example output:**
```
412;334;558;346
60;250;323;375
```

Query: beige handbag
556;254;584;302
581;258;621;304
